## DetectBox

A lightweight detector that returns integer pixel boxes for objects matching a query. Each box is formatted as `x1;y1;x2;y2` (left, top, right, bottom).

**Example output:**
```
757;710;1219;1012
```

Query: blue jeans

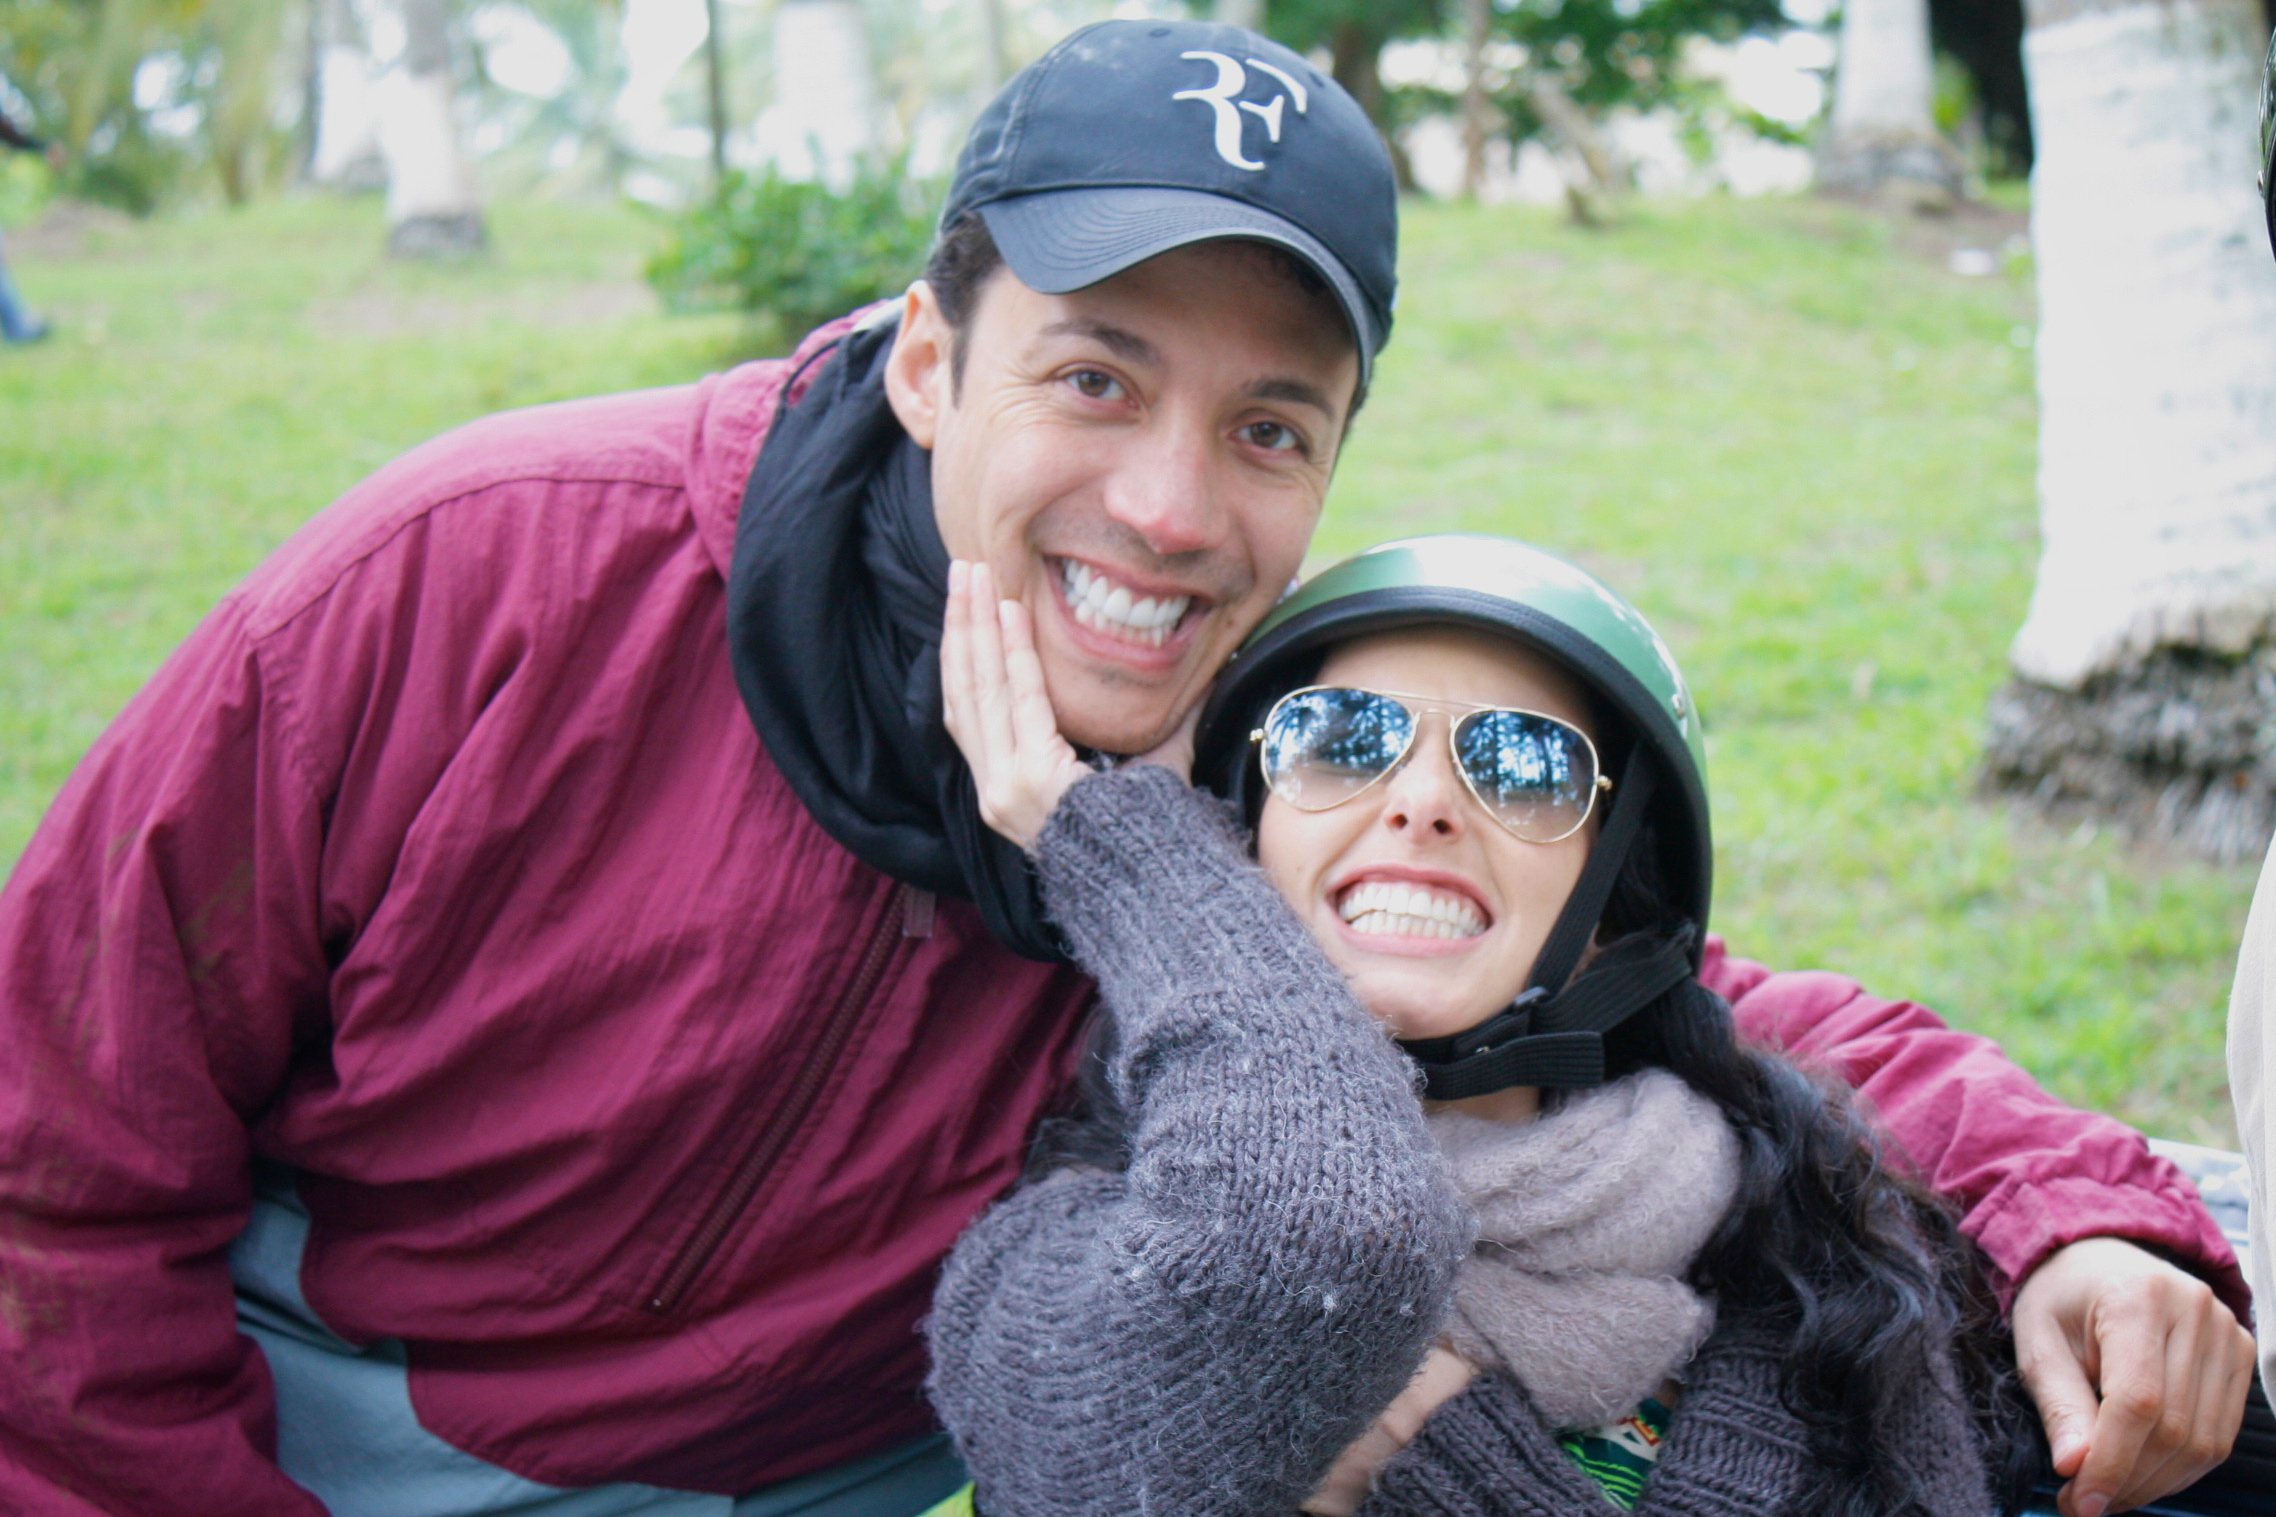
0;229;42;342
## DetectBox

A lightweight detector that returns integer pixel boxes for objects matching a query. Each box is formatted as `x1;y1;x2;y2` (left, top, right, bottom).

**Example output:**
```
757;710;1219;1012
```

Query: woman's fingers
941;560;974;745
966;562;1020;772
997;598;1063;756
938;560;1086;850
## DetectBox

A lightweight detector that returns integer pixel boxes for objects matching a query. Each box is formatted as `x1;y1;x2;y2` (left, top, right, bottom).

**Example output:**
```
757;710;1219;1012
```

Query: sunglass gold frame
1251;685;1613;844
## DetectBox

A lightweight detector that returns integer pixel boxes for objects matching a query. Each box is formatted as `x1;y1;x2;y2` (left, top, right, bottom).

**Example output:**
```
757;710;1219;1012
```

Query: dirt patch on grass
304;280;659;336
1881;197;2031;270
11;201;138;258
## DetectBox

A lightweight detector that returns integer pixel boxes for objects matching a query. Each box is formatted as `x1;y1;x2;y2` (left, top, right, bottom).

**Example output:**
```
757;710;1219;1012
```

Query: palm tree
1982;0;2276;861
378;0;484;254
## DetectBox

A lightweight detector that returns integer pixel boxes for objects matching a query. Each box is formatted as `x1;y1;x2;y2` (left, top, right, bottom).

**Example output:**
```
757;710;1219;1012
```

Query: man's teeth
1061;560;1191;648
1337;882;1487;941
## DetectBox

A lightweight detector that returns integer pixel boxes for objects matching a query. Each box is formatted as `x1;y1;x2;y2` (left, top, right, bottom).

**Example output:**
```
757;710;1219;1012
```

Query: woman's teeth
1337;882;1487;940
1061;560;1191;648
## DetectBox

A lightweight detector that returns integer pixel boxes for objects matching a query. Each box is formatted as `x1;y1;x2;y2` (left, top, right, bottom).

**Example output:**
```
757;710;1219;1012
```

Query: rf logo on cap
1173;51;1310;172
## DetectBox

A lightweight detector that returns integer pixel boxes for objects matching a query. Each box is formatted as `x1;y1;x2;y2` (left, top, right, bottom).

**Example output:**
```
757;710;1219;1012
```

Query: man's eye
1243;420;1303;453
1068;369;1124;401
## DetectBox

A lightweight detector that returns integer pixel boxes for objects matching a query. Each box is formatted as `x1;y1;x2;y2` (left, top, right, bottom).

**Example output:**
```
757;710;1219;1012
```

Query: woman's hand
1303;1345;1477;1516
941;560;1090;851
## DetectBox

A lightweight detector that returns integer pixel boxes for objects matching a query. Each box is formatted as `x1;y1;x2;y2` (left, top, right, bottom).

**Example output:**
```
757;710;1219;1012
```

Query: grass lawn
0;190;2256;1143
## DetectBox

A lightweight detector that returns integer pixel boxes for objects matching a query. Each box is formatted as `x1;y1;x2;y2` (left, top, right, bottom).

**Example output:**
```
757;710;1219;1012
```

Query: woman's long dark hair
1595;818;2045;1517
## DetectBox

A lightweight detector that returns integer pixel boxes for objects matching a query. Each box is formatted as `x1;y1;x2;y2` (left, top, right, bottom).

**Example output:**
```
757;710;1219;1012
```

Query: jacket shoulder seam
237;471;693;643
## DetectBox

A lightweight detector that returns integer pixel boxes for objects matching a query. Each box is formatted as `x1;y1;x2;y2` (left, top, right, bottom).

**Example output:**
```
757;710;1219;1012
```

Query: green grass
0;192;2254;1143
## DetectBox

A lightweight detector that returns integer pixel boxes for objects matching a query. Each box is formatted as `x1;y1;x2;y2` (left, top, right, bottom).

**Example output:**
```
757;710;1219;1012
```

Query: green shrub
647;157;937;342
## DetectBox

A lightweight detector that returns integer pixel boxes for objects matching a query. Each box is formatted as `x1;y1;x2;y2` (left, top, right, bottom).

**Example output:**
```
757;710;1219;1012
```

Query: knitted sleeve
1356;1335;1995;1517
1354;1375;1574;1517
926;763;1472;1517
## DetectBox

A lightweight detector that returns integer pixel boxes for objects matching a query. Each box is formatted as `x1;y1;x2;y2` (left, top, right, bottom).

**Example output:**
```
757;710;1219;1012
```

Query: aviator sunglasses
1254;686;1611;844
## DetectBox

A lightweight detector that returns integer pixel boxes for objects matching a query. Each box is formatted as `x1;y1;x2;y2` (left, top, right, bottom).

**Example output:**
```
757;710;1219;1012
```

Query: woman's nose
1379;720;1466;840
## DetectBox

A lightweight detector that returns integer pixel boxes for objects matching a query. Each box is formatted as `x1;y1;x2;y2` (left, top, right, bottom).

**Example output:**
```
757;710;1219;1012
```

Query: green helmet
1193;534;1711;1098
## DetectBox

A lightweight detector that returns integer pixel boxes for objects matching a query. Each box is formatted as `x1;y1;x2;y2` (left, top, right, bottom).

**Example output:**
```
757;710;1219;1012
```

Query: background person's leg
0;233;47;343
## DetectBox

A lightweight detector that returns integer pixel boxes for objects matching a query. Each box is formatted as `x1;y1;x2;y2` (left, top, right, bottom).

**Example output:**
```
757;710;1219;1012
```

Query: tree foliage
1492;0;1783;122
471;0;641;197
0;0;293;213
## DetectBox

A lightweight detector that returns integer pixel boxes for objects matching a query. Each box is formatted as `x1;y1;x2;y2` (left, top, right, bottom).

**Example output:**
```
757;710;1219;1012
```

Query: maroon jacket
0;320;2245;1514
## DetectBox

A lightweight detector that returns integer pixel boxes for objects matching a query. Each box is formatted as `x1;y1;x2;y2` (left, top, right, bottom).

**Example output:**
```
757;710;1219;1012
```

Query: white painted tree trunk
2012;0;2276;688
1819;0;1962;201
1984;0;2276;859
310;0;385;189
376;0;484;255
758;0;877;188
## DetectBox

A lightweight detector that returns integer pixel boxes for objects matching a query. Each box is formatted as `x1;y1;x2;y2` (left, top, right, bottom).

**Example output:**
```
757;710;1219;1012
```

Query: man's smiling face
885;240;1361;755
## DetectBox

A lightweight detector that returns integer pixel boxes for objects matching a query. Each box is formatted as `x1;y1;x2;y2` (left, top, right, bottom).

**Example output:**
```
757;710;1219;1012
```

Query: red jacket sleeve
0;596;330;1515
1704;936;2249;1318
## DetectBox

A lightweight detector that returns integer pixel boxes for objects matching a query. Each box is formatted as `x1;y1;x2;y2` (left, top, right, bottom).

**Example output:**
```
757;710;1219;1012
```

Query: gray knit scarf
1426;1069;1743;1429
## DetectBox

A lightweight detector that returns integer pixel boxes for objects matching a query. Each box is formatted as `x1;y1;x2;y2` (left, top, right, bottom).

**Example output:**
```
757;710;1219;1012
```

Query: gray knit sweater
927;764;1473;1515
925;765;1995;1517
1357;1320;1994;1517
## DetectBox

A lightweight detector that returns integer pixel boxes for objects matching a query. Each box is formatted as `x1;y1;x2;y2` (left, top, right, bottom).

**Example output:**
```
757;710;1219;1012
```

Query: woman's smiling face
1255;628;1600;1042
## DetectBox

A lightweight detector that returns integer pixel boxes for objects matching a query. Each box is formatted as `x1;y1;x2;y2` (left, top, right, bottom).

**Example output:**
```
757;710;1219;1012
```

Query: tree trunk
1982;0;2276;861
1460;0;1492;200
1819;0;1966;206
209;0;288;204
310;0;385;190
378;0;485;256
704;0;730;184
1328;21;1415;192
978;0;1009;96
764;0;877;187
1525;74;1619;225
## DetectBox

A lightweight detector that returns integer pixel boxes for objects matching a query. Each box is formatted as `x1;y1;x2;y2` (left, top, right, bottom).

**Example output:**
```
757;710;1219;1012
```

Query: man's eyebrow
1245;376;1337;418
1040;319;1159;366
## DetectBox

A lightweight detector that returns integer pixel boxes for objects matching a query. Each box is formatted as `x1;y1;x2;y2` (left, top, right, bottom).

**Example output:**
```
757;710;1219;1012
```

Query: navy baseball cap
940;20;1398;385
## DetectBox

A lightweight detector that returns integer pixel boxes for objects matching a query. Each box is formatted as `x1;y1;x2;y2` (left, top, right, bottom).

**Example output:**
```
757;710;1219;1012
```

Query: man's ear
885;281;950;450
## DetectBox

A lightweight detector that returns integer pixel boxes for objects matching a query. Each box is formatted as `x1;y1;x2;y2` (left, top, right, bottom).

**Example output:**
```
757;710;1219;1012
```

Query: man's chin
1056;700;1188;759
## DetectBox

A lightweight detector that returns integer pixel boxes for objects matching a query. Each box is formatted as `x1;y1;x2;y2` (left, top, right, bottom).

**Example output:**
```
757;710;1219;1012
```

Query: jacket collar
685;306;884;581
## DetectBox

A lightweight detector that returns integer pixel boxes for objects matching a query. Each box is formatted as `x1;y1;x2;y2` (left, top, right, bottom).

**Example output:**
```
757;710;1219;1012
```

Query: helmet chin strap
1399;751;1693;1101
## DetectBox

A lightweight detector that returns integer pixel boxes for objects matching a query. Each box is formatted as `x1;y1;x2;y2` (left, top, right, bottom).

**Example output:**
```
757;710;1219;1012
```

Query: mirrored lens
1452;710;1598;842
1261;688;1415;811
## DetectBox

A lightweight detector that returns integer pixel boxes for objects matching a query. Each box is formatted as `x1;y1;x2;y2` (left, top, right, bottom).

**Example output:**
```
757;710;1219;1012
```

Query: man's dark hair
920;213;1367;416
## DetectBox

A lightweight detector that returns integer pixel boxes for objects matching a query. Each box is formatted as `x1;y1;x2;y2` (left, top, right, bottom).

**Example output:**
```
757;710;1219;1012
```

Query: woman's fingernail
948;560;968;591
2077;1495;2107;1517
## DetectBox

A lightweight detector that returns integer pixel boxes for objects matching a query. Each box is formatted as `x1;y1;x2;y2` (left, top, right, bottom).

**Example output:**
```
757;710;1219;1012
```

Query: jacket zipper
642;883;912;1315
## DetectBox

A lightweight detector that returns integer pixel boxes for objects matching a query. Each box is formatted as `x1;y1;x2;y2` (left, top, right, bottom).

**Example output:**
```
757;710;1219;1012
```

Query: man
0;20;2251;1517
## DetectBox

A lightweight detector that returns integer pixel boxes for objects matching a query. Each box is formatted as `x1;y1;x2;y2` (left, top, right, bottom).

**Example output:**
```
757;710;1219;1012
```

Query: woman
925;536;2033;1517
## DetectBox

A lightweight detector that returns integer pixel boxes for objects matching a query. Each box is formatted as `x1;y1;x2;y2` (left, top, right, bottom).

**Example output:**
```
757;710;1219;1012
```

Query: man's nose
1099;411;1223;558
1379;722;1467;841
